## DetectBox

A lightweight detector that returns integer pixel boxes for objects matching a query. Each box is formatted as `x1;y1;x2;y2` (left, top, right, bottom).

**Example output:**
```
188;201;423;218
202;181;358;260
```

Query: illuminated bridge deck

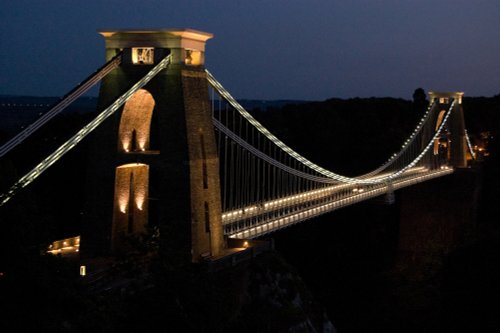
223;167;453;239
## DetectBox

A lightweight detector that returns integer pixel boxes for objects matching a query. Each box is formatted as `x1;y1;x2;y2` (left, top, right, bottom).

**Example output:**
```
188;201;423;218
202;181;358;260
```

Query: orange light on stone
118;89;155;153
112;164;149;249
136;193;145;211
118;198;128;213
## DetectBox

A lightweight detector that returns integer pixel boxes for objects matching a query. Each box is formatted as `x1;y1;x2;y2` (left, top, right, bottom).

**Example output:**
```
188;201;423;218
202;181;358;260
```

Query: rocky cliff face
1;249;335;333
152;251;336;333
225;252;335;333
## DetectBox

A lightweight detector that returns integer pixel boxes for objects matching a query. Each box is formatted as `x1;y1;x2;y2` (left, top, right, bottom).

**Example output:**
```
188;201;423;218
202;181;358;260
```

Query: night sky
1;0;499;100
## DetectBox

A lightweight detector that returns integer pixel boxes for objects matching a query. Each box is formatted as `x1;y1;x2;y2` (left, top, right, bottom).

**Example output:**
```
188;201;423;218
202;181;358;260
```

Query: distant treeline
251;97;420;176
0;95;98;136
250;93;500;176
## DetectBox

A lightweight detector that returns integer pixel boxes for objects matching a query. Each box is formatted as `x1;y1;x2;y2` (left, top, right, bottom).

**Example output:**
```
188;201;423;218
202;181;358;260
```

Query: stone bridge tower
81;29;225;264
428;91;468;168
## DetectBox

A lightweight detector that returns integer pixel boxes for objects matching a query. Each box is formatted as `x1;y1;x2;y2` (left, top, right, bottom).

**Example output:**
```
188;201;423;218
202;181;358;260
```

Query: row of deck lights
230;167;453;239
221;183;354;220
222;166;429;221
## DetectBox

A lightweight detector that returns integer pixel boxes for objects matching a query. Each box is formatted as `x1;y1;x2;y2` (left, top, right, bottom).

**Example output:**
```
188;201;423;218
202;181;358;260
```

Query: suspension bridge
0;29;475;263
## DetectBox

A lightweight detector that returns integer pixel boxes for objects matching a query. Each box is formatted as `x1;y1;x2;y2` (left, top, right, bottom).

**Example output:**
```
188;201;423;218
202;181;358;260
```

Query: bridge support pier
398;168;481;271
81;29;225;263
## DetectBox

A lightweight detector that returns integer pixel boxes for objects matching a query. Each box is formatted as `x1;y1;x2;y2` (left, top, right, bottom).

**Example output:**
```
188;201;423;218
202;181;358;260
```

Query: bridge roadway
223;167;453;239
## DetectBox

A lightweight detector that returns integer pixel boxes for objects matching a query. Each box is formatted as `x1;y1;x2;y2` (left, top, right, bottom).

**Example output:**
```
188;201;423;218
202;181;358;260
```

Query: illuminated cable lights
208;70;455;185
0;52;123;159
465;129;476;159
0;55;172;206
361;101;437;178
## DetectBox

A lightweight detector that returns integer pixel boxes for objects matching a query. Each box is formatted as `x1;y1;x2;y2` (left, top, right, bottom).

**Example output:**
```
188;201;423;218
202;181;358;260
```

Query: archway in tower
118;89;156;153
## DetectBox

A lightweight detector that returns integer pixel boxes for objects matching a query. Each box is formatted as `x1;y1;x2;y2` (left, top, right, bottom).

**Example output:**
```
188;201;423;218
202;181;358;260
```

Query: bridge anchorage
0;29;475;267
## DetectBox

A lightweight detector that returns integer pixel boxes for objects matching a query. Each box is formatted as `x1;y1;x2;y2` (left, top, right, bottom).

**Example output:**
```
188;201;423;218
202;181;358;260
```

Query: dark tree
413;88;427;106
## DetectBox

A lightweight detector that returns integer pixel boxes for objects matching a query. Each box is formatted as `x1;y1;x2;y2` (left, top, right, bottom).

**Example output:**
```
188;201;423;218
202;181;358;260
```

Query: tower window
185;49;202;65
132;48;154;65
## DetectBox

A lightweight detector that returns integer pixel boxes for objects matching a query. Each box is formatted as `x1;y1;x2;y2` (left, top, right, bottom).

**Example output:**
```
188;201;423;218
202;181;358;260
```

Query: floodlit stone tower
428;91;467;168
81;29;225;263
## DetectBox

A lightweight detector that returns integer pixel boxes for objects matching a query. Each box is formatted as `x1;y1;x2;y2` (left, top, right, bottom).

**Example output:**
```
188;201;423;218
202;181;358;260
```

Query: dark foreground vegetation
0;248;332;332
1;91;499;332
